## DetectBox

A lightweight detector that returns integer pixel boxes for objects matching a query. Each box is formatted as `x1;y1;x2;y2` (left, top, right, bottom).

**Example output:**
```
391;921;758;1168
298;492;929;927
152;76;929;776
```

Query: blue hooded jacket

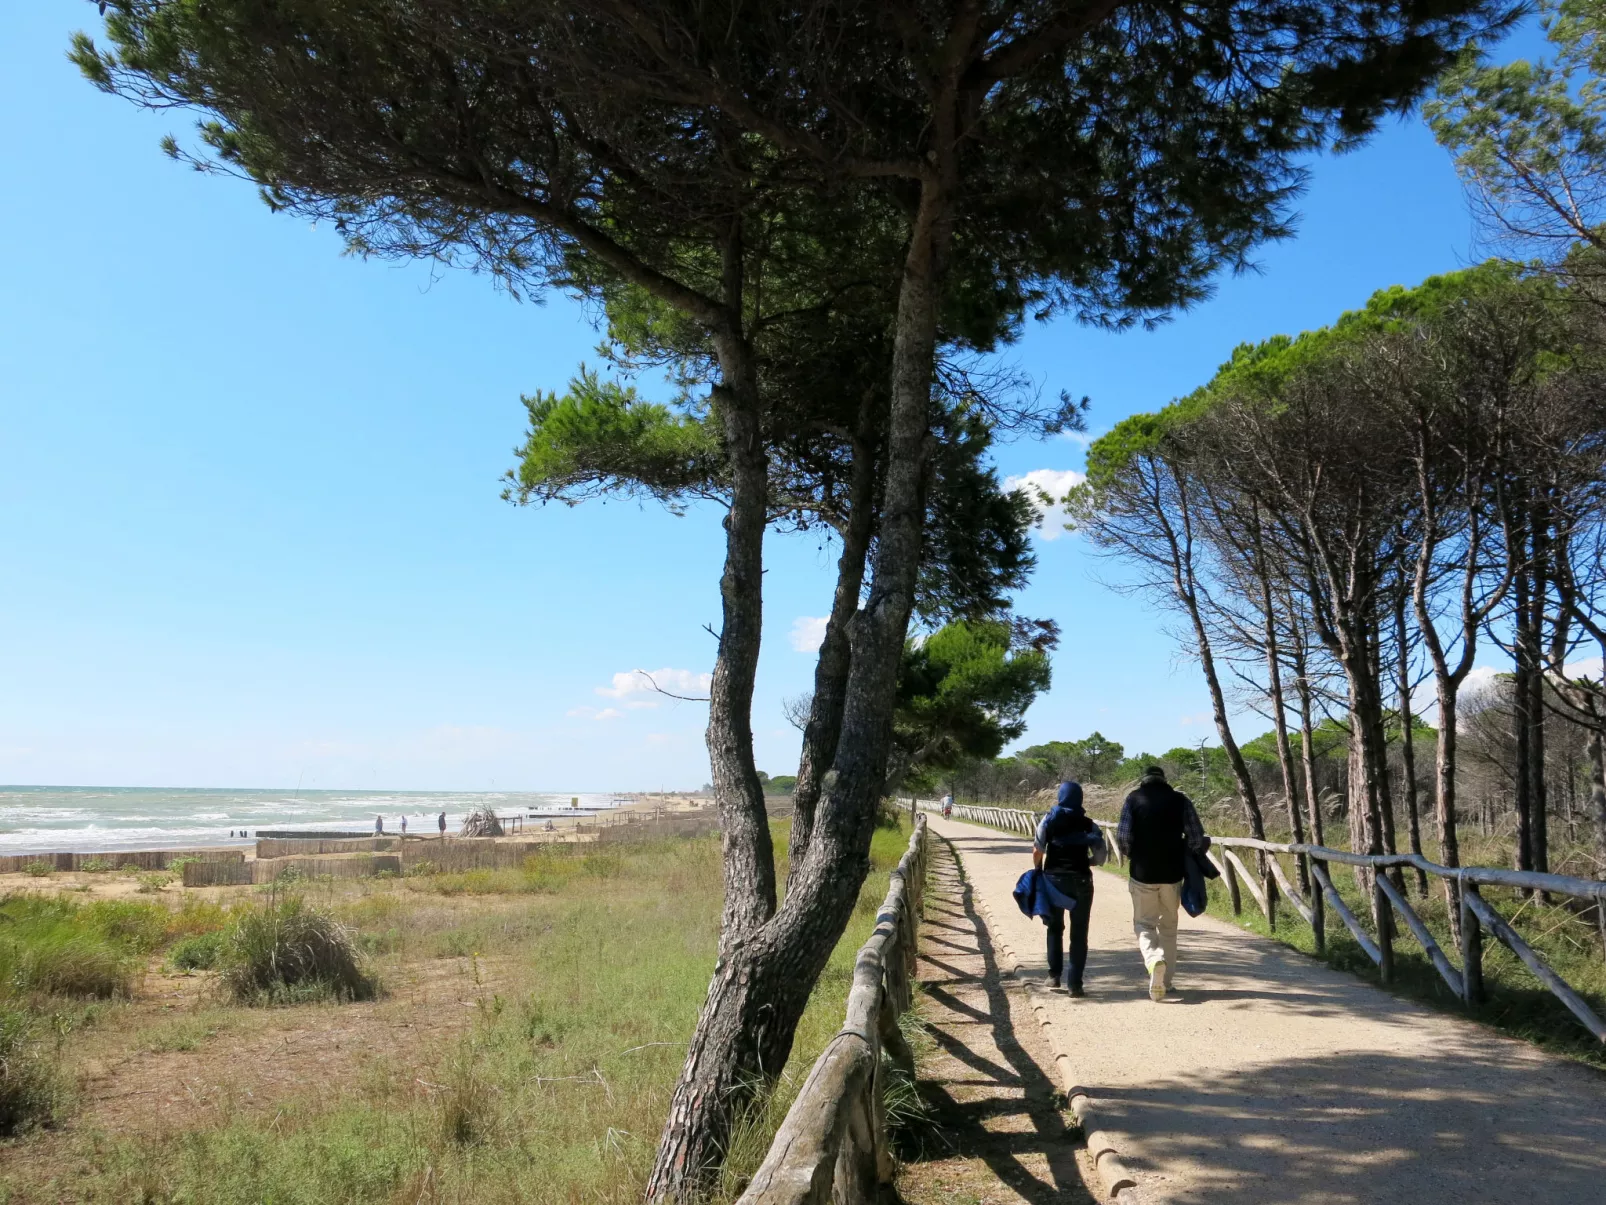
1013;867;1079;922
1034;782;1107;873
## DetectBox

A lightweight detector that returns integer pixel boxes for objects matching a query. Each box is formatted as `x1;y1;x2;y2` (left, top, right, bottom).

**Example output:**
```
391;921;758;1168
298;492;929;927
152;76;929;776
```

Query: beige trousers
1129;879;1182;978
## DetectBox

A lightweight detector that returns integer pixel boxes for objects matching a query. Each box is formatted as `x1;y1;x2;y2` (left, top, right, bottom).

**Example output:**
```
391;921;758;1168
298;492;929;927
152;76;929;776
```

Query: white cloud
790;616;829;653
1179;711;1213;727
1462;665;1502;697
594;708;624;721
1002;468;1086;541
1564;656;1604;682
596;667;713;700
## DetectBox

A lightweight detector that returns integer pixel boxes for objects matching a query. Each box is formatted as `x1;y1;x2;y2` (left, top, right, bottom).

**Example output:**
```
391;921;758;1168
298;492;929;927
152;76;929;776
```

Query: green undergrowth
218;894;378;1004
953;805;1606;1069
1;819;919;1203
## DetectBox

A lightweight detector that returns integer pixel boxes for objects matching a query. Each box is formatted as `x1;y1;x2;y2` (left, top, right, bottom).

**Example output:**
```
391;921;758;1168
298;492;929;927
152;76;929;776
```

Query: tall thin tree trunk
1528;504;1550;879
1260;564;1308;891
1294;638;1326;848
1513;553;1536;878
646;166;952;1204
1394;590;1427;895
787;415;876;886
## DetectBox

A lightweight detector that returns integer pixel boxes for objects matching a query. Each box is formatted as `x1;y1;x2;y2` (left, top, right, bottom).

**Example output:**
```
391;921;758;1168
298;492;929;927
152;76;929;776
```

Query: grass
217;894;378;1004
0;819;917;1204
0;1006;67;1136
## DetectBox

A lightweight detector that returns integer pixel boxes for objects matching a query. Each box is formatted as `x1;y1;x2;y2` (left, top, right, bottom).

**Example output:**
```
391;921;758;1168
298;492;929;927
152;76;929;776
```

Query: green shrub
170;932;224;972
403;859;437;878
22;863;52;879
0;1007;65;1135
218;895;378;1005
78;857;114;874
136;872;174;893
81;899;172;953
0;897;140;998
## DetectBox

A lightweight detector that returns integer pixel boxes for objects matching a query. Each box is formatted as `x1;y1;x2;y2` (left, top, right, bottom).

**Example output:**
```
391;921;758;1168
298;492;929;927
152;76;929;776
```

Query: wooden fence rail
738;814;929;1205
925;801;1606;1045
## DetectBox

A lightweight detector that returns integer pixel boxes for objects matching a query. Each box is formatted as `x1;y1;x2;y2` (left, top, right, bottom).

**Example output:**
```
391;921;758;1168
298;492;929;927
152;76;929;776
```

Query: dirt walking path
898;834;1100;1204
930;814;1606;1205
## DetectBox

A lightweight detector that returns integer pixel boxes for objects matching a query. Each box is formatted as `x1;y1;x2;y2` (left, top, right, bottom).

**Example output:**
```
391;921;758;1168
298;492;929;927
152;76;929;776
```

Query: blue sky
0;5;1546;791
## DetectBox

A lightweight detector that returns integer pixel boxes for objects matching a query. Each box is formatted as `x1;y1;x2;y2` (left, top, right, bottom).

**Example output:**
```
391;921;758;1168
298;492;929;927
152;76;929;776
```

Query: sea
0;786;626;856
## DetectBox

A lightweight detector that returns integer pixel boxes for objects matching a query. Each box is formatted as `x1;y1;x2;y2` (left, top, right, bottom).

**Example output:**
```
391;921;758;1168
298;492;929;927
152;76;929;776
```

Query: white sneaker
1148;960;1167;1001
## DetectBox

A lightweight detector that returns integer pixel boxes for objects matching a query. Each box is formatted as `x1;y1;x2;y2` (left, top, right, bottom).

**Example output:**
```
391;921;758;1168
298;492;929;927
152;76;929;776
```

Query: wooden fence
182;810;725;887
738;814;929;1205
1;848;245;874
928;802;1606;1044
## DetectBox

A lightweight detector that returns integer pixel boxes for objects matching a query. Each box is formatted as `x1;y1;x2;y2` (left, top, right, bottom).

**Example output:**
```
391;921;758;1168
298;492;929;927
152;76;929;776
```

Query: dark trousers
1045;870;1094;988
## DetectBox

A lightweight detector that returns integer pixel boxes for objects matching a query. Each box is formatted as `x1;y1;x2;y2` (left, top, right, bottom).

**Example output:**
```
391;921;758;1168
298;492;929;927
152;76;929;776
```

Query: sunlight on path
931;815;1606;1205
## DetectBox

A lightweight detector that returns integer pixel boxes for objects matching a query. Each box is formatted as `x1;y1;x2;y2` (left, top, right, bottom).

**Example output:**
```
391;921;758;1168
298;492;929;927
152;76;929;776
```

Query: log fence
738;814;928;1205
925;801;1606;1045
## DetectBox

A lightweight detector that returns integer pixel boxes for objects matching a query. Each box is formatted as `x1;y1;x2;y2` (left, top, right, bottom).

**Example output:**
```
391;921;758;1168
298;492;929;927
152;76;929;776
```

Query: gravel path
898;834;1100;1204
930;814;1606;1205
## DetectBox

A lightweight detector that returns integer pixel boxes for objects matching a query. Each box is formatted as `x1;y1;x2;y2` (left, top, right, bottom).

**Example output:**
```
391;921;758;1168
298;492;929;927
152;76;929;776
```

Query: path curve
931;814;1606;1205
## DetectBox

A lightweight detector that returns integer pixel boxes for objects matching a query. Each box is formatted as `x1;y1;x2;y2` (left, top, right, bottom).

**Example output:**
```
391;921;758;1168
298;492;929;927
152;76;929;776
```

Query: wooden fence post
1309;856;1326;955
1264;860;1278;932
1373;873;1394;986
1223;853;1242;916
1460;882;1484;1006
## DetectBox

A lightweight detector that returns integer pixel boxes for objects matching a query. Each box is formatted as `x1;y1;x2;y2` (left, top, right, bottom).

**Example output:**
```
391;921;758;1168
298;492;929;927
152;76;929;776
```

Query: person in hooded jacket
1032;781;1105;995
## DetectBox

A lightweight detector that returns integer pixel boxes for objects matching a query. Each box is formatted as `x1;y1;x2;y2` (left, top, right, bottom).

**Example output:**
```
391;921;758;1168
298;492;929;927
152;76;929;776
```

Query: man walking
1033;781;1105;996
1115;766;1209;1000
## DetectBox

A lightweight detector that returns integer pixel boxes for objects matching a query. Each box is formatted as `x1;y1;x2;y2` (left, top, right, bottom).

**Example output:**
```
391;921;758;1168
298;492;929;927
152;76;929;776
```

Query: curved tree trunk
788;416;877;886
646;174;949;1204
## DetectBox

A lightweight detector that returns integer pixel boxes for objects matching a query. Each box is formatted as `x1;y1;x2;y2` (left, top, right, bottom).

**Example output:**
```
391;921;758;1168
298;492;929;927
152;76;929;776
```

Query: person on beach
375;814;384;836
400;815;407;835
1114;766;1210;1001
438;811;447;837
1032;781;1106;996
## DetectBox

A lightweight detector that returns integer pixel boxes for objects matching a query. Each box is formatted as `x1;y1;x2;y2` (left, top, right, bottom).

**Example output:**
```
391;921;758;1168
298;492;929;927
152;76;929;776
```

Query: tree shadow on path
892;847;1097;1205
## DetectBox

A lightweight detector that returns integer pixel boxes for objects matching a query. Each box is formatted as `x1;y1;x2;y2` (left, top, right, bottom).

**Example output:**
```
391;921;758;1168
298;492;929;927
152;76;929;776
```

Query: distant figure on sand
375;814;383;836
438;811;447;836
1032;781;1106;996
1115;766;1209;1001
400;815;407;835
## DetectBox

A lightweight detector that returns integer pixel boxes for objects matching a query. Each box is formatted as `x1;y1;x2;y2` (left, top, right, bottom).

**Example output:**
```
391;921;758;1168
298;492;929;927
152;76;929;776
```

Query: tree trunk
1527;507;1550;878
1292;626;1326;848
1169;482;1263;837
787;418;877;886
1393;590;1426;895
1513;558;1536;878
1261;576;1308;891
646;171;950;1204
704;337;777;942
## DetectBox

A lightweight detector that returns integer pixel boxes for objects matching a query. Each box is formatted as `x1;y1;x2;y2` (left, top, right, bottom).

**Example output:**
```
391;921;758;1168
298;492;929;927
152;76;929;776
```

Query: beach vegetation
217;894;378;1005
21;863;51;879
77;857;114;873
0;1006;67;1136
135;871;174;893
0;822;910;1202
0;896;193;999
169;931;224;972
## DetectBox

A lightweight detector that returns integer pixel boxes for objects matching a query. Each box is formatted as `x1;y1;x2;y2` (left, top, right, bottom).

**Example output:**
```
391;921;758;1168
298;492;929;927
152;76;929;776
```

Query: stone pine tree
76;2;1521;1196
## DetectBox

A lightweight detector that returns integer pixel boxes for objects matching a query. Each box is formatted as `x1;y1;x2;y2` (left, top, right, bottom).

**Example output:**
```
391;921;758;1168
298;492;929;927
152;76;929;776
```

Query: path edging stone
940;833;1150;1204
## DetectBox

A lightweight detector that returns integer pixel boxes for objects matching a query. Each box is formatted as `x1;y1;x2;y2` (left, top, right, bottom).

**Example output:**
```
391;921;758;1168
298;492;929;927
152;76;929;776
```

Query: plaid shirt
1114;786;1209;858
